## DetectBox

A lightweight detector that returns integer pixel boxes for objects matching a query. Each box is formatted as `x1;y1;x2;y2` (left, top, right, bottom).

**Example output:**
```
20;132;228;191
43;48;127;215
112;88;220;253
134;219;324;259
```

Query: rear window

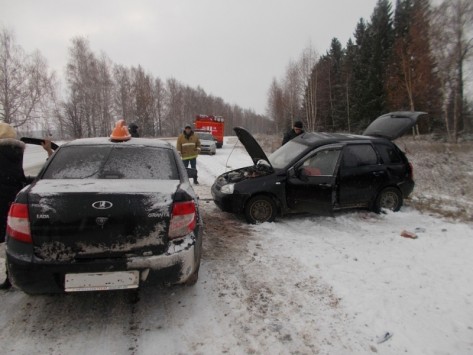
374;143;402;164
42;145;179;180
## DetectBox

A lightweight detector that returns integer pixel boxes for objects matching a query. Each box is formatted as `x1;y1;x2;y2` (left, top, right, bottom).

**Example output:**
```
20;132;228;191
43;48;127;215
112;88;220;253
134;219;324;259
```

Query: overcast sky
1;0;379;115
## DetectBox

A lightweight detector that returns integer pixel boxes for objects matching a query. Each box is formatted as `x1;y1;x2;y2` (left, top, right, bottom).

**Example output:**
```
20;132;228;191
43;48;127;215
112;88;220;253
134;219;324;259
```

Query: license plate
65;271;139;292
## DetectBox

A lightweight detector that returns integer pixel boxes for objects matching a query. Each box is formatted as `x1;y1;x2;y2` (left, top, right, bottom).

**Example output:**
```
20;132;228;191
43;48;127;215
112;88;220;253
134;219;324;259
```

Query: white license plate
65;271;139;292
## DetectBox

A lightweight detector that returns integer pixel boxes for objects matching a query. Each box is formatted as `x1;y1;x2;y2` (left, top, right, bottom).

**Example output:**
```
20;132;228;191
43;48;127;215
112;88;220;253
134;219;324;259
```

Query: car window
341;145;378;168
198;133;214;141
269;140;308;169
374;143;402;164
302;149;341;176
43;146;179;180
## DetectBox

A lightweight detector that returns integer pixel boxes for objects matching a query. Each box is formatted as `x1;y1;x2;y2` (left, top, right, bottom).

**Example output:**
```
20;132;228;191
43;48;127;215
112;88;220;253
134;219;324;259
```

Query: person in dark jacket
128;123;139;137
0;122;52;288
282;121;305;145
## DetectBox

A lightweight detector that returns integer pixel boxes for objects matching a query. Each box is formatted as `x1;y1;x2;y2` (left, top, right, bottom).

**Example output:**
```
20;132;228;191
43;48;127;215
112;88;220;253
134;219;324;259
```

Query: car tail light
409;162;414;179
169;201;196;239
7;203;32;243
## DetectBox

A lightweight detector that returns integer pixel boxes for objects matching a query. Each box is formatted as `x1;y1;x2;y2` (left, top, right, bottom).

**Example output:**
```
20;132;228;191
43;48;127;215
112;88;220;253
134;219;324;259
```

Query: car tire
374;187;403;213
244;195;277;224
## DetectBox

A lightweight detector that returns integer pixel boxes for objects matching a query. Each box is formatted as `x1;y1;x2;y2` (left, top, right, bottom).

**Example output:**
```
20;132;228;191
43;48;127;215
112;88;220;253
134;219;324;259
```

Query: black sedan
6;137;202;294
212;111;425;223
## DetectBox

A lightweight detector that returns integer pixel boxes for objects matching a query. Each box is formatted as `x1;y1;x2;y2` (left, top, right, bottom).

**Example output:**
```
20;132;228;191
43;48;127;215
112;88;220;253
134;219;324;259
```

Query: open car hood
363;111;427;140
234;127;271;166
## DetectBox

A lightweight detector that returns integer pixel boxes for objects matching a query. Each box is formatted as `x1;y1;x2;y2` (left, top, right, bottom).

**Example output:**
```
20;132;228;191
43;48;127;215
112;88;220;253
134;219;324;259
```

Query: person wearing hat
0;122;53;289
282;120;305;145
176;124;201;184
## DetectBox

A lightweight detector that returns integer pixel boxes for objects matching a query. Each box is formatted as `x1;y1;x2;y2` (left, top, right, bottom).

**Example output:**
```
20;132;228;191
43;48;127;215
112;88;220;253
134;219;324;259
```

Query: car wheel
244;195;277;224
374;187;403;213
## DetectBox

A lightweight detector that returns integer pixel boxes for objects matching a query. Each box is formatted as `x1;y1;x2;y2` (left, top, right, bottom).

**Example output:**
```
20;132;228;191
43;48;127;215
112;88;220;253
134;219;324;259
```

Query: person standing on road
282;120;305;145
0;122;53;289
176;124;201;185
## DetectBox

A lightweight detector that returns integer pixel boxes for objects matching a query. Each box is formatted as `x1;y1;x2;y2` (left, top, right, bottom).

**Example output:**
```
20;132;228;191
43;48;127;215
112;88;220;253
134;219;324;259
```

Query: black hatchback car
212;112;425;223
6;137;202;294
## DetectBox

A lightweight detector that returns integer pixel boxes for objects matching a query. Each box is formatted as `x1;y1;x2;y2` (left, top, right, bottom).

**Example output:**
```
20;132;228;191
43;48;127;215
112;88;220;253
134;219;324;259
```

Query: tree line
267;0;473;142
1;30;272;138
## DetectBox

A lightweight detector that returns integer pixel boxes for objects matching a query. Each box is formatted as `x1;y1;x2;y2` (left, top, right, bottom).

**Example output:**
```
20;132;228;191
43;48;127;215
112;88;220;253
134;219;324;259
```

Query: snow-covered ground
1;137;472;354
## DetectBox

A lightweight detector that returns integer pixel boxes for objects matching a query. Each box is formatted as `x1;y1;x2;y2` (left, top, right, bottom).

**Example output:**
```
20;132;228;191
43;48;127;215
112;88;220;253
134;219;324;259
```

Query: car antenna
224;137;240;172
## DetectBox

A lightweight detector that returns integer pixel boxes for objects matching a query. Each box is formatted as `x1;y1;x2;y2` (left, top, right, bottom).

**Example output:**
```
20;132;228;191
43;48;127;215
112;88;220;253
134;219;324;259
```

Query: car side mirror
300;167;308;177
287;167;296;178
186;167;197;179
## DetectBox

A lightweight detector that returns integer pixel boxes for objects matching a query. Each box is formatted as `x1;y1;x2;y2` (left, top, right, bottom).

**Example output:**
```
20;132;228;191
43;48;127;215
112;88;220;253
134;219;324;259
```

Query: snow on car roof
62;137;173;148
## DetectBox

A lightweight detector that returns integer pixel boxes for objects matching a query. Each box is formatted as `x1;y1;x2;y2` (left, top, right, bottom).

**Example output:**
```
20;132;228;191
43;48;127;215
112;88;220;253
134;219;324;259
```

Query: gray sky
1;0;379;115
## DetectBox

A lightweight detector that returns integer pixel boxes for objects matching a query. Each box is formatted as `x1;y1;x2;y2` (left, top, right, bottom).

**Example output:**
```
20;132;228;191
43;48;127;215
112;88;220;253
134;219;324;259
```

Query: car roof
61;137;173;148
295;132;389;147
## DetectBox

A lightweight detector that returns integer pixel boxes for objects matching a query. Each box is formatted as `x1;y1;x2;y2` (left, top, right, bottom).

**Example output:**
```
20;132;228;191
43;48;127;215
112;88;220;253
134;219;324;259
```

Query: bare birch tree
431;0;473;140
299;44;318;131
0;28;55;129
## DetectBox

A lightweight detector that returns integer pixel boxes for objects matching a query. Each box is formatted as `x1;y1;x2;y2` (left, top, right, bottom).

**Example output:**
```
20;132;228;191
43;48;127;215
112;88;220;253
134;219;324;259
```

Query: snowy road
1;138;472;354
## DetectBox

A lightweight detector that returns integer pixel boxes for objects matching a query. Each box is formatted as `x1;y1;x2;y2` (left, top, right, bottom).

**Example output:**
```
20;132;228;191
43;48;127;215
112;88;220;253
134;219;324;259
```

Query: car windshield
42;145;179;180
198;133;214;141
269;140;308;169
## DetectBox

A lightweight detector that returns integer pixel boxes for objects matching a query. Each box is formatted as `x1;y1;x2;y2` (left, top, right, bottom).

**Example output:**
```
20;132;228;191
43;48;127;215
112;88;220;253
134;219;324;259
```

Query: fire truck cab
194;115;224;148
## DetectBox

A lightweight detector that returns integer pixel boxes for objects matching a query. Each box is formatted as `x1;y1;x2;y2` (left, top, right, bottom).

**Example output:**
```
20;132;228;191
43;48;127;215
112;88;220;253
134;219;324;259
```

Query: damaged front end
218;160;273;184
212;160;275;214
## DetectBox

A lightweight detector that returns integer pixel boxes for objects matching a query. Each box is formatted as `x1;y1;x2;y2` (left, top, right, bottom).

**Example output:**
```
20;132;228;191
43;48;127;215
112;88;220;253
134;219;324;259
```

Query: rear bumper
6;233;201;294
399;179;415;198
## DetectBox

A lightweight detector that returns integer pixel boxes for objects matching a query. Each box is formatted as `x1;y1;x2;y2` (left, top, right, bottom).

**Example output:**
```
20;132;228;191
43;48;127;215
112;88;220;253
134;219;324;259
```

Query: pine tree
386;0;441;132
365;0;395;124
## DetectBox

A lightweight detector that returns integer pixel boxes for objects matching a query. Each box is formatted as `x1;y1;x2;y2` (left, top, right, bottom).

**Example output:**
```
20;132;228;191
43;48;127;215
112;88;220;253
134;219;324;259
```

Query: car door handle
318;183;332;188
372;171;385;177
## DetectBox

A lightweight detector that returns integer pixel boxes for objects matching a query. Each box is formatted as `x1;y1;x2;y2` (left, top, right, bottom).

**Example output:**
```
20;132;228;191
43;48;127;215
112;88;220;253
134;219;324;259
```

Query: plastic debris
377;332;393;344
401;230;418;239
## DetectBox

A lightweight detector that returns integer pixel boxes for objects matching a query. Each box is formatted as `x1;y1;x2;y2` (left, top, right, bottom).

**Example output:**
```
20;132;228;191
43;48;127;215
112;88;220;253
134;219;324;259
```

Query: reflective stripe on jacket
176;131;201;160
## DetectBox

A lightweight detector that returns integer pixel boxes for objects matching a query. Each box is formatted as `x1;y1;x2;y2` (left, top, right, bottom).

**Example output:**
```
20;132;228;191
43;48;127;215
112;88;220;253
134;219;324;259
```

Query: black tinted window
374;143;402;164
342;145;378;168
43;146;179;180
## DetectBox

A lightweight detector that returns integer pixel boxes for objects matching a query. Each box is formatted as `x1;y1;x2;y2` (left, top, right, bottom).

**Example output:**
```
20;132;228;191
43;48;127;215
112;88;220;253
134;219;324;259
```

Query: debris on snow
400;230;418;239
376;331;393;344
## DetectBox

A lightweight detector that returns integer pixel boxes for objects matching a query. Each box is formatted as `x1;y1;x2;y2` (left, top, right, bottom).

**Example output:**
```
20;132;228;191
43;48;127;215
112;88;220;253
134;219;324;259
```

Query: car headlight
221;183;235;194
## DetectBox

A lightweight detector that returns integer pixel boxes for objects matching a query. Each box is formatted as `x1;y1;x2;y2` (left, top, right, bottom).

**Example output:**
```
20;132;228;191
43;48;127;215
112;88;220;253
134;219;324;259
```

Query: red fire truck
194;115;224;148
